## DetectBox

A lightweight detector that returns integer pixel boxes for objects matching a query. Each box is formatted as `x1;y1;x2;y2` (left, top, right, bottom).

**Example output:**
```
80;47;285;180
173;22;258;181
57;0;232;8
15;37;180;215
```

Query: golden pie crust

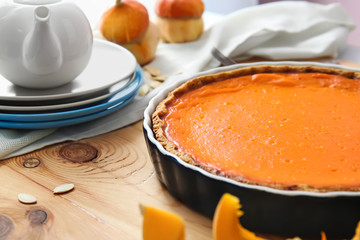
152;65;360;192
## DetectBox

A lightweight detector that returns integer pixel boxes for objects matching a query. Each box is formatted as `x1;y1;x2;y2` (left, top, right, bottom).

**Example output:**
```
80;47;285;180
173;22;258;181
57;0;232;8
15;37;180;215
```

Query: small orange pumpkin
100;0;160;65
155;0;204;18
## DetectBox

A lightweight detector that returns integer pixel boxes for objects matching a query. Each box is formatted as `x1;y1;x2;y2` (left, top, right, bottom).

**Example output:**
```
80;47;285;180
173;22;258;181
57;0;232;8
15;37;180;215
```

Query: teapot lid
14;0;60;5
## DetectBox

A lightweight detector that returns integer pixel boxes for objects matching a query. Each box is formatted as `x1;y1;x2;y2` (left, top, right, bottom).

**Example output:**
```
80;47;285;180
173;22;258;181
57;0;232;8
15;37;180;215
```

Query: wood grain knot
27;209;47;225
23;158;41;168
59;143;98;163
0;215;13;239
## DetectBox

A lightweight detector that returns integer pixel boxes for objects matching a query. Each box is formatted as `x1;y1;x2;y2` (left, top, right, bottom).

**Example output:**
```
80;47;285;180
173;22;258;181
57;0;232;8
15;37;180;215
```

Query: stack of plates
0;39;143;129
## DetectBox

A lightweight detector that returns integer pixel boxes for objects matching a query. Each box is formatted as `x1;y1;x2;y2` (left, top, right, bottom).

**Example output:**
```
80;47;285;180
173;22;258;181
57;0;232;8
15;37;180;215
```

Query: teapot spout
23;6;63;75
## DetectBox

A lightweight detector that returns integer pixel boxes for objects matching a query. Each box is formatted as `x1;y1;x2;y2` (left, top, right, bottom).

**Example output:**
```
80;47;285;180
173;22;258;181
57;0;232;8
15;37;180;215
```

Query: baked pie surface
152;65;360;192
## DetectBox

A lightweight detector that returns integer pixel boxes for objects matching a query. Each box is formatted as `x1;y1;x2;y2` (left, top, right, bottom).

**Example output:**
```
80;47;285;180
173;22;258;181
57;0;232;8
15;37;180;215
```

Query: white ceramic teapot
0;0;93;89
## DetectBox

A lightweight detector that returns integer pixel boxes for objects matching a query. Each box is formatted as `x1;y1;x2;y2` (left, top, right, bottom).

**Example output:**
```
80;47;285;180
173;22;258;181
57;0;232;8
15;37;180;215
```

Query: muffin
155;0;205;43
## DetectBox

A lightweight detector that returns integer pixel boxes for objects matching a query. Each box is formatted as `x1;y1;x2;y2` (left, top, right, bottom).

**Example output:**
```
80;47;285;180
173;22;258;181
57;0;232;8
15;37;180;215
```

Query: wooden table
0;121;213;240
1;59;360;240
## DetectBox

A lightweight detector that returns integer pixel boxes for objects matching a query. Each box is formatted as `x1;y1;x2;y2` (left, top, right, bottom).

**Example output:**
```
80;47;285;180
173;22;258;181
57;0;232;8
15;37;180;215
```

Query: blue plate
0;65;143;122
0;93;137;129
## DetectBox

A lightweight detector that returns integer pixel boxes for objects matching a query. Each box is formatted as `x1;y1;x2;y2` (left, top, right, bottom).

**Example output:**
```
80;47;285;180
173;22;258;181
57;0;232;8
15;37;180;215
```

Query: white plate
0;39;137;101
0;65;143;122
0;72;135;111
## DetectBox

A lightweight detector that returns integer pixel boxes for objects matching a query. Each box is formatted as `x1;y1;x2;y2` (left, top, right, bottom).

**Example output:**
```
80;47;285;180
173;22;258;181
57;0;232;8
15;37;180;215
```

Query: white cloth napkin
0;1;354;160
152;1;354;76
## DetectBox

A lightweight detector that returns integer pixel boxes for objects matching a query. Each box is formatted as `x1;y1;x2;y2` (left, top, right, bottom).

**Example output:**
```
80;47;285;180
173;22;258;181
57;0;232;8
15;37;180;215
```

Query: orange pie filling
157;70;360;191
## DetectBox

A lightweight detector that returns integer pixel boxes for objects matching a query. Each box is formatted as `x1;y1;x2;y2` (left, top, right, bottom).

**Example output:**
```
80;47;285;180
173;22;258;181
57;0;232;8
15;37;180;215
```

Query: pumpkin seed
150;80;162;89
143;70;152;80
18;193;37;204
143;65;161;77
53;183;74;194
152;75;167;82
139;84;150;96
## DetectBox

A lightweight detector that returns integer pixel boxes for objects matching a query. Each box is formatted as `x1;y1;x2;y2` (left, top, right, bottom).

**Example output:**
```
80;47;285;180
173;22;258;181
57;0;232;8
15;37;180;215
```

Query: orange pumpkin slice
141;205;185;240
141;195;360;240
352;222;360;240
213;193;266;240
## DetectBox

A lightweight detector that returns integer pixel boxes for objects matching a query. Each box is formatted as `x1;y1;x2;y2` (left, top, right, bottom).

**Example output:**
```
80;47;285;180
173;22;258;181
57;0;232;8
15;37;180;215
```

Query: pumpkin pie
152;65;360;192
